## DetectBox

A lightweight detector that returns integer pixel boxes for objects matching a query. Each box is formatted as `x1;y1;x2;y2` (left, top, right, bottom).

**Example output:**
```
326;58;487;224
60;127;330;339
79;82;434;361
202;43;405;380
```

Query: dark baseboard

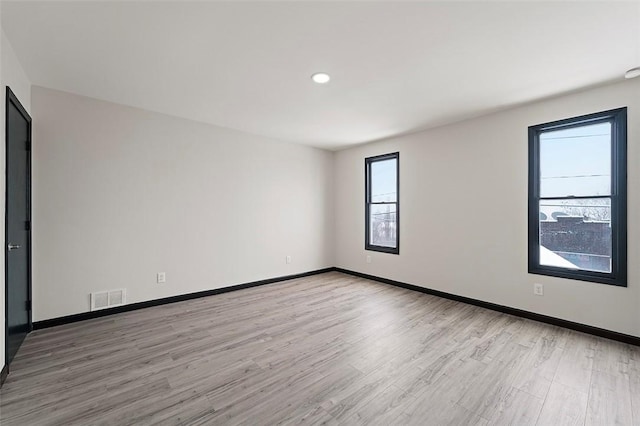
31;266;640;347
33;268;335;330
335;268;640;347
0;363;8;388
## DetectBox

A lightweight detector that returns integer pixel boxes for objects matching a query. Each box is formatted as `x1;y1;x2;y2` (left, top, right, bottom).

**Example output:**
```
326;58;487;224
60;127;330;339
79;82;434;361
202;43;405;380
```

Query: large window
528;108;627;286
365;152;399;254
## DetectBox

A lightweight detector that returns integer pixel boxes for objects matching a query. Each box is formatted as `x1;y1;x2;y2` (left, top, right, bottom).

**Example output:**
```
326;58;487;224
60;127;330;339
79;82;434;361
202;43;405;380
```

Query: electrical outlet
366;255;371;264
534;283;544;296
157;272;166;284
286;256;292;264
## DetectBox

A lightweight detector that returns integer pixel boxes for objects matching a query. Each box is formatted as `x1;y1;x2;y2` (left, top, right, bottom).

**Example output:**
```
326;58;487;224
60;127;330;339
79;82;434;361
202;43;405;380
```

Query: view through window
365;152;399;254
529;108;627;286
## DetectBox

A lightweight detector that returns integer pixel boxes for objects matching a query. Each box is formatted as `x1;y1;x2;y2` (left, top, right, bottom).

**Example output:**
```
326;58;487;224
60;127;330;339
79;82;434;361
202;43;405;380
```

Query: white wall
334;78;640;337
31;87;334;321
1;29;31;369
2;32;30;113
17;52;640;343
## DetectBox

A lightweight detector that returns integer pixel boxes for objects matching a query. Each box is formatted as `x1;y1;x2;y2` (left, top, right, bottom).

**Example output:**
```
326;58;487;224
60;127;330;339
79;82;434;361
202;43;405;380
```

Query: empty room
1;1;640;425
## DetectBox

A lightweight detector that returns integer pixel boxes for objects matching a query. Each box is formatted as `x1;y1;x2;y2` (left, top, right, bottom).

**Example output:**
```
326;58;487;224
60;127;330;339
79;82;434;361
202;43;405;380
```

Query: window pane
539;198;611;273
371;159;397;203
370;203;397;248
540;122;611;197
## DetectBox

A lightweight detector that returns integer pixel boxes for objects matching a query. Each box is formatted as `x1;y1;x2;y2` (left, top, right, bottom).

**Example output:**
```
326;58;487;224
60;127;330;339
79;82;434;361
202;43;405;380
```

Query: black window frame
528;107;627;287
365;152;400;254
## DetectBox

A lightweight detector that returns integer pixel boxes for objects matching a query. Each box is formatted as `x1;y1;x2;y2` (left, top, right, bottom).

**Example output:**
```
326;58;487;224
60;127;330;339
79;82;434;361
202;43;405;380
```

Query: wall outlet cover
534;283;544;296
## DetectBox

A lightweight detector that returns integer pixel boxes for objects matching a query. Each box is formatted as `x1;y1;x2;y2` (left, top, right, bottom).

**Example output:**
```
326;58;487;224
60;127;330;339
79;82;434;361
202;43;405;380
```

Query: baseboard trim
335;268;640;347
33;268;335;330
31;266;640;346
0;364;8;388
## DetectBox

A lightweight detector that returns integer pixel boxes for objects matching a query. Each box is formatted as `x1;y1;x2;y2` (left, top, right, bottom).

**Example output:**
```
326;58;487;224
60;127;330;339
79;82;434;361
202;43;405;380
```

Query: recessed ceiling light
625;67;640;79
311;72;330;84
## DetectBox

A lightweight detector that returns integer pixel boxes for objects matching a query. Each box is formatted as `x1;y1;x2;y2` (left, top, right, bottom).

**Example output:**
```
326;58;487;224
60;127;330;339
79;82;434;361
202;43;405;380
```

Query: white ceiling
2;1;639;150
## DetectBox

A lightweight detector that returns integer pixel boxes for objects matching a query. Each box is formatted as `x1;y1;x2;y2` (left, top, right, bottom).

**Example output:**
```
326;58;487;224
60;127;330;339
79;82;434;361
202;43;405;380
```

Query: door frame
4;86;33;370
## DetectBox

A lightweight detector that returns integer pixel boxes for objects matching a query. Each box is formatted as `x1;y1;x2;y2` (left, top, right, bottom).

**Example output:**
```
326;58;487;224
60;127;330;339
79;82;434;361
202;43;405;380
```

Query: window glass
366;153;399;254
371;159;397;203
528;108;626;286
540;122;611;197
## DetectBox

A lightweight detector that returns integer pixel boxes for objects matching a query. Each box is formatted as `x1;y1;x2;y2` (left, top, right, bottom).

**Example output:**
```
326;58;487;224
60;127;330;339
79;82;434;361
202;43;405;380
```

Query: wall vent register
90;289;126;311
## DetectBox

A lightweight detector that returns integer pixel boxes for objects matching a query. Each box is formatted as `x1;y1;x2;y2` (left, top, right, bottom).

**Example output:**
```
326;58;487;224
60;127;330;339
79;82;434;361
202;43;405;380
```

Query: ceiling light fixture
625;67;640;79
311;72;330;84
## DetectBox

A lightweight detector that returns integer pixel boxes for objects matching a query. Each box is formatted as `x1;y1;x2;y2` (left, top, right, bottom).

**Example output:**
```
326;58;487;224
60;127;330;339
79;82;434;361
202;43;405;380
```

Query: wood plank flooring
1;271;639;425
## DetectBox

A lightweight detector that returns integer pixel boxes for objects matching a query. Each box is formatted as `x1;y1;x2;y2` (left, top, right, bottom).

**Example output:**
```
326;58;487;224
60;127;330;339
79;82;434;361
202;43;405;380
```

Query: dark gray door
5;87;31;366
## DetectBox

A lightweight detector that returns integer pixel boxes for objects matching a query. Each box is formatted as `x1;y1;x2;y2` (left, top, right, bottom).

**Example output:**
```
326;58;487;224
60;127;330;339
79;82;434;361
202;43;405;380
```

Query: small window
365;152;399;254
528;108;627;286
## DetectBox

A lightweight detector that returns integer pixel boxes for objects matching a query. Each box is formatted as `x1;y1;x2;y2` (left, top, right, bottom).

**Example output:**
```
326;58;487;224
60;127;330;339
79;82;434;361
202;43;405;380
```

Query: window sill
365;245;399;255
528;266;626;287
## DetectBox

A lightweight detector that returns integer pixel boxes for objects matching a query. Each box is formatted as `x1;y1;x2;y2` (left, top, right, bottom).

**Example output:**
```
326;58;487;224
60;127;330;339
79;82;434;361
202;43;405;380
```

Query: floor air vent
90;289;126;311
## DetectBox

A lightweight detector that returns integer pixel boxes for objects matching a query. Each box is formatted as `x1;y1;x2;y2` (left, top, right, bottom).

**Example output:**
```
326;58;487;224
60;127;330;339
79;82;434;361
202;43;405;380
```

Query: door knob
8;244;21;251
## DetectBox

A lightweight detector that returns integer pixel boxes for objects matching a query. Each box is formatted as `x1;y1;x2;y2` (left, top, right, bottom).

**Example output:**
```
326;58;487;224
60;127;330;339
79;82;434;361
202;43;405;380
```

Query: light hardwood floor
1;272;639;425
